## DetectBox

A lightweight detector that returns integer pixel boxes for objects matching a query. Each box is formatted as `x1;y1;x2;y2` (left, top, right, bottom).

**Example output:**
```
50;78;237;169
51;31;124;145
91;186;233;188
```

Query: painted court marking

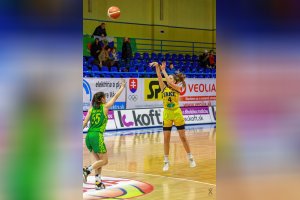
103;169;216;186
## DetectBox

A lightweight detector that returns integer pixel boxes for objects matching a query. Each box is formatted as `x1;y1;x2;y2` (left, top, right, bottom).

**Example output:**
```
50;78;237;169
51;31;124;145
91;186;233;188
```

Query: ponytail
174;72;186;88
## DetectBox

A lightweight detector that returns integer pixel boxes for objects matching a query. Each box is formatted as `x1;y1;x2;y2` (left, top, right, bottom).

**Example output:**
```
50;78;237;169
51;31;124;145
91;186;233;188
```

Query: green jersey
88;105;108;133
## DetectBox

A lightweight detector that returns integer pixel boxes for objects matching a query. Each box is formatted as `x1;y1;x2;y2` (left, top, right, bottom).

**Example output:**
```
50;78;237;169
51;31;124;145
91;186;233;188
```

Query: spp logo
83;79;92;101
129;78;138;93
145;79;167;101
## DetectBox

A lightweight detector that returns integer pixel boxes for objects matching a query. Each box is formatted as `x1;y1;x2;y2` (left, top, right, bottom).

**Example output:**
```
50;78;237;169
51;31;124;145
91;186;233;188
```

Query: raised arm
160;62;181;92
83;107;92;129
151;62;166;91
105;79;126;110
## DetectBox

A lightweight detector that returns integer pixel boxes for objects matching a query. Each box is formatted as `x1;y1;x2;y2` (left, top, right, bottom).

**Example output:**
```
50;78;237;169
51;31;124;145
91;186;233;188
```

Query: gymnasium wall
83;0;216;47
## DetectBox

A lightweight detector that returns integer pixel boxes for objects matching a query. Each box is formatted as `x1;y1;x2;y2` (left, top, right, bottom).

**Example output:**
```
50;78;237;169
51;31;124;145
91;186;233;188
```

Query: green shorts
85;131;107;153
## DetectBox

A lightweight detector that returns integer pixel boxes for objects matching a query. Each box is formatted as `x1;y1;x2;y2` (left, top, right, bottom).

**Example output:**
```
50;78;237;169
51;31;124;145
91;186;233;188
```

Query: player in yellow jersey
83;79;126;189
150;61;196;171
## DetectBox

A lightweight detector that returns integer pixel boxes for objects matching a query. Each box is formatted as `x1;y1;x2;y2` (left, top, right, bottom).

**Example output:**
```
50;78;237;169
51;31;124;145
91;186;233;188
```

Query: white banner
126;78;216;109
83;78;126;111
182;107;213;124
114;108;164;129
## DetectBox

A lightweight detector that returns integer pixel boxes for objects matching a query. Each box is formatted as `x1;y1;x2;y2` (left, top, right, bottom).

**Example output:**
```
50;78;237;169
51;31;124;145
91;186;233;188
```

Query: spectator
109;47;119;67
122;37;132;64
92;23;107;37
199;50;209;67
208;50;216;68
90;38;102;63
167;63;176;74
99;46;110;67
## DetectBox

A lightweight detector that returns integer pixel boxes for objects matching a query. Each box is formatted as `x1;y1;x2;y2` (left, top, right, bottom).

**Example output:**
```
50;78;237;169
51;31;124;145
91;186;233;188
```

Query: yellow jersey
162;86;180;110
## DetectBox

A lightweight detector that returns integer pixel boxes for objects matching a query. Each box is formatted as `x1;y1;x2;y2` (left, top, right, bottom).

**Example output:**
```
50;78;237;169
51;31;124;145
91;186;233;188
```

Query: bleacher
83;36;216;78
83;52;216;78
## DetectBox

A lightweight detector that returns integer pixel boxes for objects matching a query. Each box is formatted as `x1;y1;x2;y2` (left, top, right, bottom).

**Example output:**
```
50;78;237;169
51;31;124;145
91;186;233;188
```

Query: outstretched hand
120;79;126;88
160;61;166;71
149;62;158;67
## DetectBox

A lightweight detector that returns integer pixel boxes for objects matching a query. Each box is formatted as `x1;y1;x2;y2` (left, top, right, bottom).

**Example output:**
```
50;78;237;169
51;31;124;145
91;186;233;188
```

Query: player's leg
94;153;107;190
162;110;173;171
175;109;196;168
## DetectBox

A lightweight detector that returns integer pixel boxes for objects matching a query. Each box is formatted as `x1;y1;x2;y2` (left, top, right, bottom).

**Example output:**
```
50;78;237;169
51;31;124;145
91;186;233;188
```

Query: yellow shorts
163;108;185;127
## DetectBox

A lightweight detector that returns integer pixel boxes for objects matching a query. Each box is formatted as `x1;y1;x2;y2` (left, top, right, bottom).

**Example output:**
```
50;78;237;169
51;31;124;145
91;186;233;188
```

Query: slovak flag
129;78;138;93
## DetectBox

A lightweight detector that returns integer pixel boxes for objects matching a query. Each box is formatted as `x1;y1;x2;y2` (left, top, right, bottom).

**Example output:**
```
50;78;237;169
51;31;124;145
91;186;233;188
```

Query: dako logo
118;109;162;128
128;95;138;102
147;80;167;99
129;78;138;93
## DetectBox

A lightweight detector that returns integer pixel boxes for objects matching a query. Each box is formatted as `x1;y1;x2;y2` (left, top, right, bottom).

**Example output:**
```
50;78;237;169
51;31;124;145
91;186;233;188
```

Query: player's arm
152;62;166;91
105;79;126;109
83;107;92;129
161;63;181;92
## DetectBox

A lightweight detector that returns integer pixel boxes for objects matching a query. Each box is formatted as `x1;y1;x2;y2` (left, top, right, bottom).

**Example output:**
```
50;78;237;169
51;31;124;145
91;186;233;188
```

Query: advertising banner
182;107;213;125
114;108;164;129
83;78;126;111
209;106;216;123
126;78;216;109
83;110;116;132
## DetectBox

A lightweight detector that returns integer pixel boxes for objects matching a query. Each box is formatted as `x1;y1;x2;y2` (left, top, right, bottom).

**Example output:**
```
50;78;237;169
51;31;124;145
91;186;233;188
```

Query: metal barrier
115;37;216;55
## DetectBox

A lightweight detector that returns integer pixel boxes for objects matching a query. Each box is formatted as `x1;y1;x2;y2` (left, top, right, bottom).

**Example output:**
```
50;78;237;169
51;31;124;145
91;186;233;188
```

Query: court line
103;169;216;186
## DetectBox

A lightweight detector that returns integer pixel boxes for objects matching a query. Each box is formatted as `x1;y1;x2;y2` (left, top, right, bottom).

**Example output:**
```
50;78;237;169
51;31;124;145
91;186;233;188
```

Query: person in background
109;47;119;67
99;46;110;68
90;38;102;63
92;23;107;37
122;37;132;65
208;50;216;68
167;63;176;74
199;50;209;67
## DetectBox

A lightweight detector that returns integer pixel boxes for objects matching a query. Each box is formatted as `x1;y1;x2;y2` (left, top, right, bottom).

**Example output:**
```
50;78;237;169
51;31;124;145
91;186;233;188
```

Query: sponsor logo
184;115;204;122
83;176;153;199
128;95;138;102
181;83;216;95
118;109;162;128
83;79;92;101
144;79;167;101
129;78;138;93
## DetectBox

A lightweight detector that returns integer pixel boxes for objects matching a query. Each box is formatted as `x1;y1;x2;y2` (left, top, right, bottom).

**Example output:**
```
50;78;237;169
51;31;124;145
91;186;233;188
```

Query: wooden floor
83;125;216;200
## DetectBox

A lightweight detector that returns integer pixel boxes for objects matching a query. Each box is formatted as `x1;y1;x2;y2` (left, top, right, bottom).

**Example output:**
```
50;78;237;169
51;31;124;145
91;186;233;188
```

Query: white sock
87;165;93;172
164;155;169;163
187;153;193;159
95;174;101;181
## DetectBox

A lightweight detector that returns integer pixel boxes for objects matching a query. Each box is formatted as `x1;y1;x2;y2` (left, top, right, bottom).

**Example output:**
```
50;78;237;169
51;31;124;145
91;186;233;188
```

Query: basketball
107;6;121;19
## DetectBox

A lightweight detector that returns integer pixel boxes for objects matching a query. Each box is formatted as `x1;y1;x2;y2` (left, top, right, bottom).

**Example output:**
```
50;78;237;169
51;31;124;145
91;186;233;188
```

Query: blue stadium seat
178;54;184;61
111;66;118;72
83;66;88;71
101;66;109;72
92;65;100;71
151;53;157;60
143;52;149;60
171;54;177;60
88;57;95;65
165;53;170;60
134;52;141;60
185;54;191;61
192;55;198;61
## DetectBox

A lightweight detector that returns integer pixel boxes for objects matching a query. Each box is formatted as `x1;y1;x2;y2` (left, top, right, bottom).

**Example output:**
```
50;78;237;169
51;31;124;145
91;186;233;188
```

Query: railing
115;37;215;55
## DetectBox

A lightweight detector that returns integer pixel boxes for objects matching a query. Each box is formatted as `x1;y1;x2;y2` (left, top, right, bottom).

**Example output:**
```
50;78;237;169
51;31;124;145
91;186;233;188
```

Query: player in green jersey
83;79;126;190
